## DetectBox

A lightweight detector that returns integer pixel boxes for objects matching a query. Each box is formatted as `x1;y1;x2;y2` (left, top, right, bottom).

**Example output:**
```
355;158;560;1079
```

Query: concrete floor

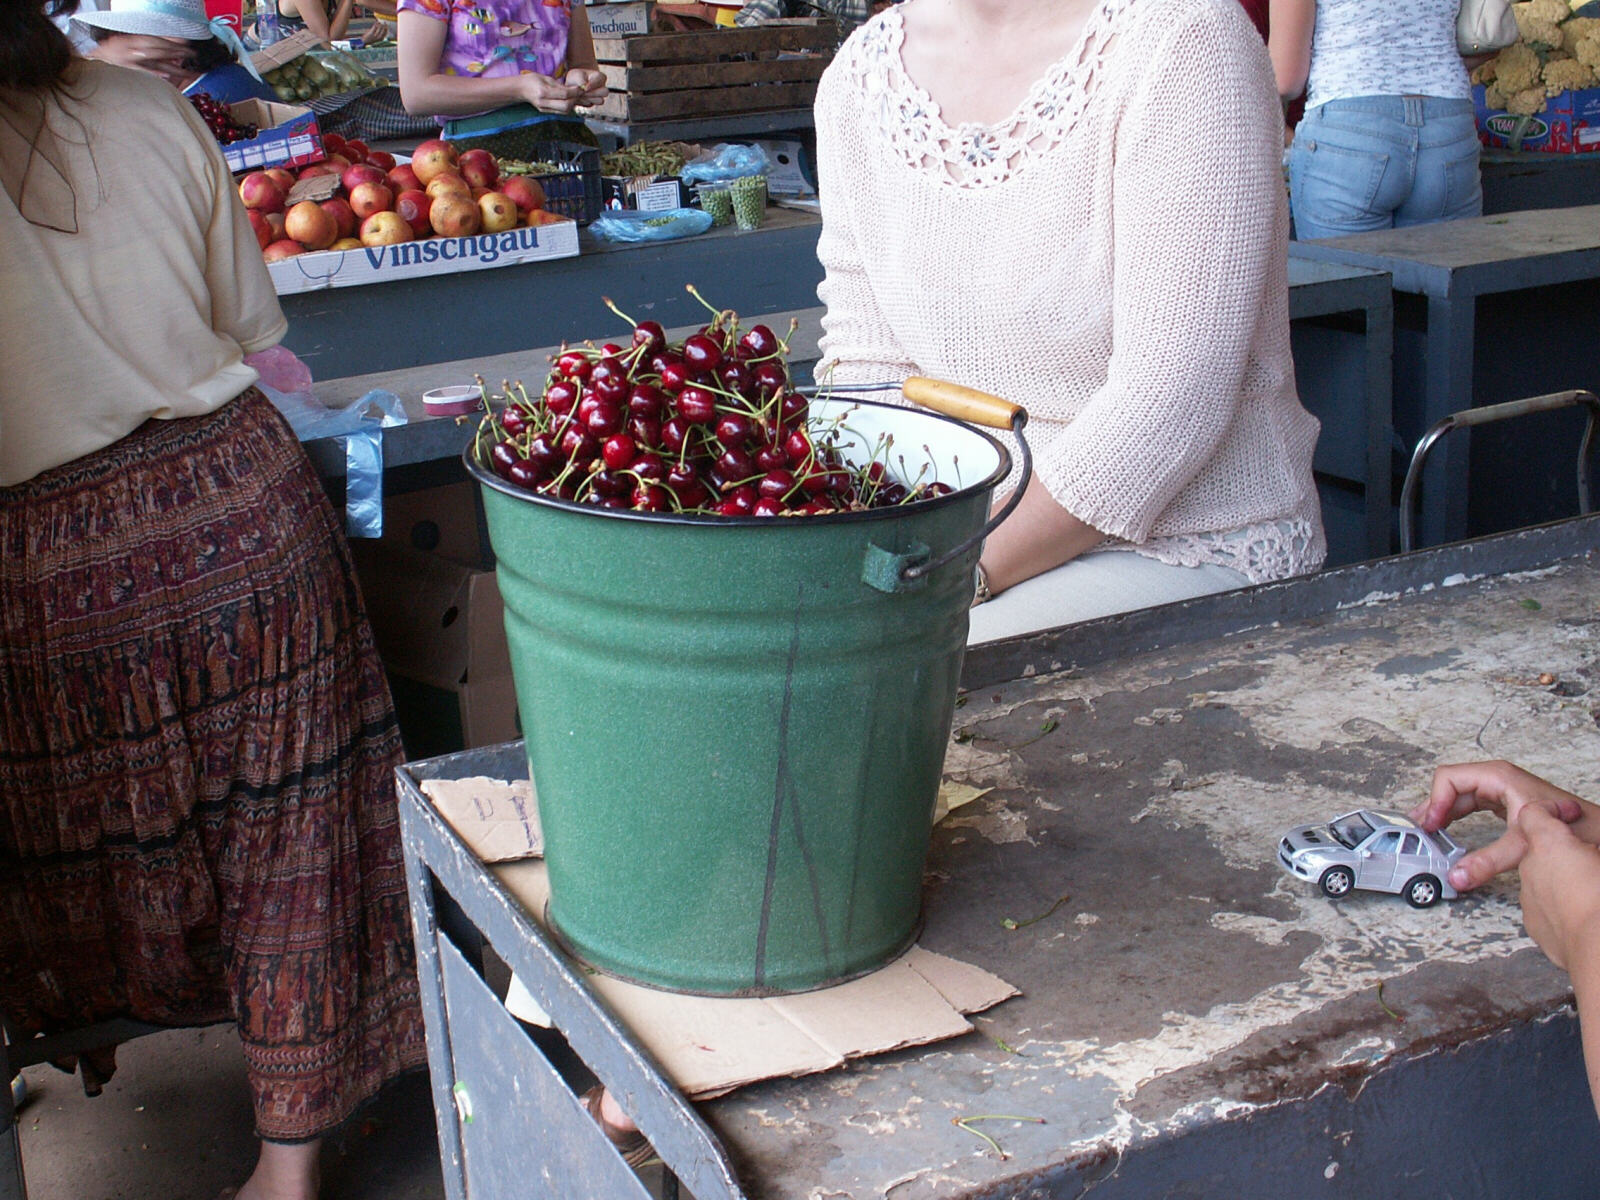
14;1028;444;1200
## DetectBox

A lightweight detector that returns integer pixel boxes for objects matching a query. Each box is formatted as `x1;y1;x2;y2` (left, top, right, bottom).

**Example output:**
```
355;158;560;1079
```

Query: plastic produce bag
680;142;771;184
589;208;714;242
249;349;407;539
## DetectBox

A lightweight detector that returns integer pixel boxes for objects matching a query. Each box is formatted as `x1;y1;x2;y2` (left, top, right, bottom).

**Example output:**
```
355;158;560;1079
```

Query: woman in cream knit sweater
815;0;1326;642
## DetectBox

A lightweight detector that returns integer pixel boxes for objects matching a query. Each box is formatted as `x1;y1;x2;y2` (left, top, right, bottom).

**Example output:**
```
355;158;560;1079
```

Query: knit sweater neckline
866;0;1130;187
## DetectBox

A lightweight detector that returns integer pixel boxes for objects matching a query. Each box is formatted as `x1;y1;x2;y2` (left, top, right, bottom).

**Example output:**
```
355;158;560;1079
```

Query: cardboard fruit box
222;98;324;172
265;216;580;295
1474;83;1600;154
348;538;519;758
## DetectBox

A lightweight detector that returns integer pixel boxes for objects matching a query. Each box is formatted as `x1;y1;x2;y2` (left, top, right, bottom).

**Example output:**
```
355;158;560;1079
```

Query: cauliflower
1484;80;1509;109
1490;40;1545;92
1473;59;1498;84
1560;15;1600;54
1513;1;1566;48
1542;55;1597;92
1576;28;1600;69
1508;84;1550;113
1523;0;1570;23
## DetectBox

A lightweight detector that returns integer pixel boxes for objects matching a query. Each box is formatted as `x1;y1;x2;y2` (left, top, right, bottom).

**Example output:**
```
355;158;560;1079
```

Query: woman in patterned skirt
0;2;426;1195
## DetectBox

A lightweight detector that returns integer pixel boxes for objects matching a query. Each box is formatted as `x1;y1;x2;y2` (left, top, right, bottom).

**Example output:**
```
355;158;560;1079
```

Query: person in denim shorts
1268;0;1481;240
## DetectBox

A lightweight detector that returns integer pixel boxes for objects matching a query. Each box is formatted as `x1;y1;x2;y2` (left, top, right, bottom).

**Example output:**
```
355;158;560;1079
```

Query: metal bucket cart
399;513;1600;1199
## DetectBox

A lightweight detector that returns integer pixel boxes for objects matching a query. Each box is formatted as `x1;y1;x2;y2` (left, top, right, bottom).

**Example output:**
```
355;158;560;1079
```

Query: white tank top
1304;0;1471;111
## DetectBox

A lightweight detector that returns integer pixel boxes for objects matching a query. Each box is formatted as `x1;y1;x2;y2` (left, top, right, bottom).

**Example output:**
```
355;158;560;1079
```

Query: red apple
265;211;285;240
297;163;340;181
526;208;569;227
261;238;305;262
330;236;363;251
478;190;519;234
283;199;337;251
321;131;347;155
425;172;471;202
322;152;352;172
386;163;422;194
411;138;459;185
366;150;397;172
319;196;359;240
457;147;499;190
237;171;286;214
394;189;433;238
245;208;273;249
263;166;296;194
343;139;371;164
359;209;413;246
500;175;545;214
348;181;394;220
429;193;480;238
341;163;387;193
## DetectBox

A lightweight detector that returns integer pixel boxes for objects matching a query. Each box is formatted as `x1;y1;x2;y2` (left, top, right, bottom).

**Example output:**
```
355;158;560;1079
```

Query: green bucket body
471;398;1007;995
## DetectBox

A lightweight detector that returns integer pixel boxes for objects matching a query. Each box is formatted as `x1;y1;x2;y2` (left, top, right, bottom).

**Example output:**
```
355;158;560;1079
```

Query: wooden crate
589;18;837;124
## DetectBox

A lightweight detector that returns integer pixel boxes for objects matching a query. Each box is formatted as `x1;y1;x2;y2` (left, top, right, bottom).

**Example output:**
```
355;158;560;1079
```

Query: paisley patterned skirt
0;388;425;1141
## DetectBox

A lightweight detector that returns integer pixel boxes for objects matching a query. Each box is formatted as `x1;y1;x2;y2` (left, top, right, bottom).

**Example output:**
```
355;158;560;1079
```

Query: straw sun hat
73;0;226;41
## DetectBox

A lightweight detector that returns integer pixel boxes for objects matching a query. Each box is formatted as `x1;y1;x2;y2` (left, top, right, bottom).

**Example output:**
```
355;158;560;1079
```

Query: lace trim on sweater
1117;519;1325;585
858;0;1132;188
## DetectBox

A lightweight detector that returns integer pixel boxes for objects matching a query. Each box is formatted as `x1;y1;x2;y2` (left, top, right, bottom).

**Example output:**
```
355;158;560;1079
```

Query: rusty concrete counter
398;517;1600;1199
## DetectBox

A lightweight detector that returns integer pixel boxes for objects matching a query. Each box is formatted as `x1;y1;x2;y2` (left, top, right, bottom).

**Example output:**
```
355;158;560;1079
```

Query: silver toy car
1277;808;1466;908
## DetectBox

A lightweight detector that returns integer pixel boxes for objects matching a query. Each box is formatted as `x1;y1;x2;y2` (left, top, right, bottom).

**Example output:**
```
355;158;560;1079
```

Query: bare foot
233;1138;322;1200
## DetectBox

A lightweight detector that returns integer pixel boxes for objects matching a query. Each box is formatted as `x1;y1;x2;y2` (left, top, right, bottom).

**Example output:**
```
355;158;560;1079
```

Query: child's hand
1516;805;1600;973
1408;760;1586;892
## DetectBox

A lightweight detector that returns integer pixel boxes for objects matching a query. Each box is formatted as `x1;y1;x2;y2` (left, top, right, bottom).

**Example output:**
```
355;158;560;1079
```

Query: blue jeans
1289;95;1482;240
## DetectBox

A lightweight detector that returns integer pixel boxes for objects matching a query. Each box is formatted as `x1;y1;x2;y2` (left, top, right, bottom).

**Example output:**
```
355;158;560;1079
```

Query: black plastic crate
498;140;603;226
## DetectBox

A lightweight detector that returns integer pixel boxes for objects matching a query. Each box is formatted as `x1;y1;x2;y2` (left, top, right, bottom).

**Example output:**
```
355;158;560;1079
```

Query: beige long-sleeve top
0;62;286;487
814;0;1326;582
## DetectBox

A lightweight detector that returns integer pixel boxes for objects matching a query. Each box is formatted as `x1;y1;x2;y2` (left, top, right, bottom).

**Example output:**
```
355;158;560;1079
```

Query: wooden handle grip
901;376;1023;430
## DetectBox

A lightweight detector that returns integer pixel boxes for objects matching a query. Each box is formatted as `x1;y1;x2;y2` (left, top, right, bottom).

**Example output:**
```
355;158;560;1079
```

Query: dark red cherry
545;379;579;415
675;386;717;424
490;440;519;478
632;320;666;354
499;406;529;437
602;434;636;471
740;324;780;358
506;457;540;490
557;350;592;380
682;333;723;373
714;413;754;448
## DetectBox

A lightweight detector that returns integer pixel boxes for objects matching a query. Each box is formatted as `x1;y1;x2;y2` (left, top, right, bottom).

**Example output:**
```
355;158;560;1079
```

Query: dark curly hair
0;0;75;91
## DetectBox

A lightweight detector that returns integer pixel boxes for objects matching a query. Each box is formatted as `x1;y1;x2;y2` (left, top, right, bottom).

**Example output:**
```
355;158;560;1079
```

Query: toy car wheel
1319;865;1355;898
1404;874;1442;908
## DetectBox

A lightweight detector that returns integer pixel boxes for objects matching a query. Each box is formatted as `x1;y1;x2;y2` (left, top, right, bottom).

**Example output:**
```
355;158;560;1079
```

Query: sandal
580;1085;656;1169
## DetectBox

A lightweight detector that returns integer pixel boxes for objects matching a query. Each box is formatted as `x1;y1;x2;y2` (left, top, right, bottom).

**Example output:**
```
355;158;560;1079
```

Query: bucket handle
877;377;1032;591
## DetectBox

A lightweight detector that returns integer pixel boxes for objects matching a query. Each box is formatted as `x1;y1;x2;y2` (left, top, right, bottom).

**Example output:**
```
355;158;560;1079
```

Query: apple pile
237;133;565;262
473;289;954;517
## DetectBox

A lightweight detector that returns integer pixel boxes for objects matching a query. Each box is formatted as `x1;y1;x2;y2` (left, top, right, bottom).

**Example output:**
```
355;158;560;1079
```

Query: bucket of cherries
467;286;1028;528
458;289;1033;995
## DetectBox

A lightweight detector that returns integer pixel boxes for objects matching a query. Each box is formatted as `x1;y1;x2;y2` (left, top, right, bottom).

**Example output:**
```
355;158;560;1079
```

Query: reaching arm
1266;0;1314;102
1515;804;1600;1122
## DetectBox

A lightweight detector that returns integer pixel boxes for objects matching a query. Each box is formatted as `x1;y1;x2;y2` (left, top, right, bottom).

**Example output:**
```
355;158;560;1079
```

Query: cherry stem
601;295;637;328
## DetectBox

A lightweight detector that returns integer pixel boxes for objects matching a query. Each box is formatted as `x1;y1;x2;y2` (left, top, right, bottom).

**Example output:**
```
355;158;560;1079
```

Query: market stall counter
396;514;1600;1199
1291;203;1600;551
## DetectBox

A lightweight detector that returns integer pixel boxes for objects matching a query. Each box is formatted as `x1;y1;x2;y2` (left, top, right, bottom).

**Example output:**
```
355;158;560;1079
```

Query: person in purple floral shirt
397;0;605;151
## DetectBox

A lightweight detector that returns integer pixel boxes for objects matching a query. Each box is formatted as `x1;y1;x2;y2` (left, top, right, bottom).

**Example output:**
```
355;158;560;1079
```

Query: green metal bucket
467;391;1023;995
